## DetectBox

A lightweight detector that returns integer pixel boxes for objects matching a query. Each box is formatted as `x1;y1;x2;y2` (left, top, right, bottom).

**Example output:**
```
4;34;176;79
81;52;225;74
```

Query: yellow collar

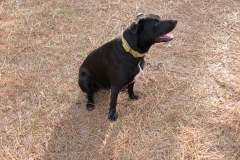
122;35;146;58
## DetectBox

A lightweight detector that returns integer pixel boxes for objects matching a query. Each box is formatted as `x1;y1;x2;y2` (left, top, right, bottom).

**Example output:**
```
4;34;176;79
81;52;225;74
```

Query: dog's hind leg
86;92;94;111
78;69;95;111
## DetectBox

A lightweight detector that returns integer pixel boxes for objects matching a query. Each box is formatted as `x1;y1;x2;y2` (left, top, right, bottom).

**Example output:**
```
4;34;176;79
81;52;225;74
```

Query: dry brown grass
1;0;240;159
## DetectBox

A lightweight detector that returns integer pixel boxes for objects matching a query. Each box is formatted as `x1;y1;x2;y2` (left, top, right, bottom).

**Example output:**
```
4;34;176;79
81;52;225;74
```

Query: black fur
78;14;177;121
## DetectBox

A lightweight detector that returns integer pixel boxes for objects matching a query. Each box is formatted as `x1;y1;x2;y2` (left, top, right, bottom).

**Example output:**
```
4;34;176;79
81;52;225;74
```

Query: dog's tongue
162;33;174;39
157;33;174;42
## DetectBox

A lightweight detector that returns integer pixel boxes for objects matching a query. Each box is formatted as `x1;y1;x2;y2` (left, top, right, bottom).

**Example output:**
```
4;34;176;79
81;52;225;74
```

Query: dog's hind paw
108;112;118;121
86;103;94;111
129;93;139;100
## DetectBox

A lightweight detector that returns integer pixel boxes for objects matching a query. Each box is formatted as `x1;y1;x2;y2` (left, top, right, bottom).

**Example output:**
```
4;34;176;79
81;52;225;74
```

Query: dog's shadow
42;90;115;159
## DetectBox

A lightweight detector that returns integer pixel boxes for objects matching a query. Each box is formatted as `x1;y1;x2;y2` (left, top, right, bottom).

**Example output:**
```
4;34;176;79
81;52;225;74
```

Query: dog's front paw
129;93;139;100
108;112;118;121
86;103;94;111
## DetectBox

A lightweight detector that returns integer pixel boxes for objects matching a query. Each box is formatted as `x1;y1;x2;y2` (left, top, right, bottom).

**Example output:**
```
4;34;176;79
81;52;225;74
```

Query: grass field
1;0;240;159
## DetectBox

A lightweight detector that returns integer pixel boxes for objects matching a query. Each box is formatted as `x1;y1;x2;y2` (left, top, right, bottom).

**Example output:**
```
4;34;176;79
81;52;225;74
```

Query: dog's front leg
128;82;139;100
109;85;121;121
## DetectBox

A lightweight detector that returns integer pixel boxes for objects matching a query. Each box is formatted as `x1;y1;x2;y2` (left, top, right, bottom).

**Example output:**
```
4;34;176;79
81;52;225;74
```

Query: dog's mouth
155;33;174;43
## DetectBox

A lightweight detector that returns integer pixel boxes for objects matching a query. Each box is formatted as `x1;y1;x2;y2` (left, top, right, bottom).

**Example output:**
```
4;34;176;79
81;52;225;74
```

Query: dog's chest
134;62;143;81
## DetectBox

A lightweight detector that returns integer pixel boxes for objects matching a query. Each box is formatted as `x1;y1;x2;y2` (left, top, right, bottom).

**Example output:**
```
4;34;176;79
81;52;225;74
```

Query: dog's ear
129;13;145;34
129;22;138;34
136;13;145;21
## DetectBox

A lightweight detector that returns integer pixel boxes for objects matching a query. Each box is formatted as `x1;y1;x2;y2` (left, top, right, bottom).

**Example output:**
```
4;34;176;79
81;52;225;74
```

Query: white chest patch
134;62;143;81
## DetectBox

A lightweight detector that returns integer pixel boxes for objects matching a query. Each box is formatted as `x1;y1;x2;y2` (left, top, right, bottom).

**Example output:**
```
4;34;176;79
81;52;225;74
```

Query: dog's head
129;13;177;44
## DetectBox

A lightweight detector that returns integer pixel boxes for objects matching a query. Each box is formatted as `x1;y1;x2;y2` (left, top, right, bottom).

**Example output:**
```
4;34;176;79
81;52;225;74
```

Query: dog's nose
171;19;178;25
170;19;177;25
173;19;177;25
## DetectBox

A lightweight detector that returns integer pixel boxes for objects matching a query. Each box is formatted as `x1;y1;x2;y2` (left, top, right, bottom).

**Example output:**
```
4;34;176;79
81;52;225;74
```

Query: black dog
78;13;177;121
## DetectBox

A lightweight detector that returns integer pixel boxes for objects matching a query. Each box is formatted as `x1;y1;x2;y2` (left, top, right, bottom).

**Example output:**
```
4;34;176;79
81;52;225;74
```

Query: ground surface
1;0;240;159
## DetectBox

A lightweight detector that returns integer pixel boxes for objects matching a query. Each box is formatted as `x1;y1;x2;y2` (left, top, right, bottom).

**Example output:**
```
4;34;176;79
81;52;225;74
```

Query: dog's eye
155;20;160;26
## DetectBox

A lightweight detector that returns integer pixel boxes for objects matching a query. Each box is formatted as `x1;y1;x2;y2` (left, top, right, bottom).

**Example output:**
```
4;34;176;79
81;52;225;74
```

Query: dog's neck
122;35;146;58
123;30;153;54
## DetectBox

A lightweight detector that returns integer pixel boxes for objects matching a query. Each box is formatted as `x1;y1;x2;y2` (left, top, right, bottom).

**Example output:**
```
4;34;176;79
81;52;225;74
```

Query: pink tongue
162;33;174;39
156;33;174;42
